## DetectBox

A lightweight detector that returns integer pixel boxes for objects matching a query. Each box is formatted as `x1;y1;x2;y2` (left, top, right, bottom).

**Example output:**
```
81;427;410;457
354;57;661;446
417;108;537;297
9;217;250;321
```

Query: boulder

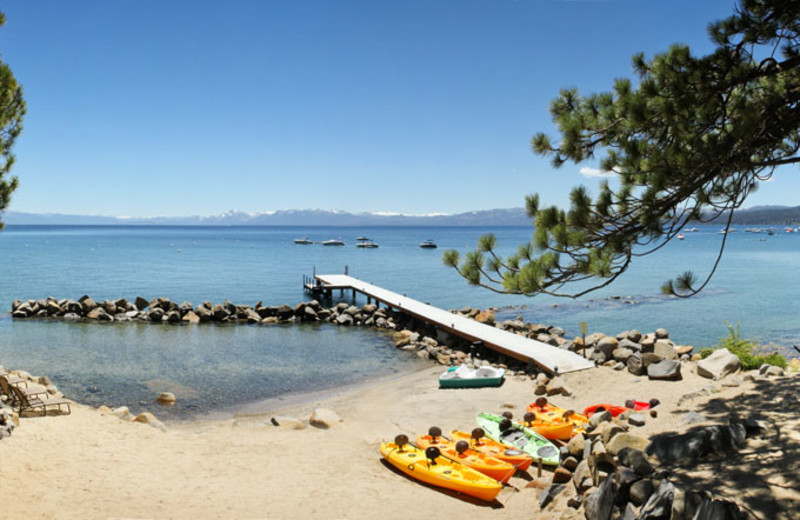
310;408;342;429
606;432;649;455
474;309;495;325
572;459;593;493
691;496;745;520
653;339;678;360
672;490;710;520
618;338;643;353
86;307;109;320
567;432;586;457
538;483;565;509
647;359;682;381
589;410;612;429
697;348;740;380
134;296;149;310
157;392;176;405
584;476;616;520
627;354;646;376
638;480;675;520
133;412;167;432
617;447;654;476
612;348;634;363
595;336;619;358
654;328;669;339
181;310;200;323
628;414;647;427
760;364;785;377
629;479;655;507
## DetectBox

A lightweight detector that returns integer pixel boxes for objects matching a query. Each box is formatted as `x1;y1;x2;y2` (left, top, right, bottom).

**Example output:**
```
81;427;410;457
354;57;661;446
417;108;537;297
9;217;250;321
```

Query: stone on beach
309;408;342;429
133;412;167;432
647;359;682;381
696;347;741;380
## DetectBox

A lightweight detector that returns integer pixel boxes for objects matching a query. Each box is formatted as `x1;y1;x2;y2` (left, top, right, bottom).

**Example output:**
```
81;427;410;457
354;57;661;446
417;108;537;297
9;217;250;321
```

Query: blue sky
0;0;793;217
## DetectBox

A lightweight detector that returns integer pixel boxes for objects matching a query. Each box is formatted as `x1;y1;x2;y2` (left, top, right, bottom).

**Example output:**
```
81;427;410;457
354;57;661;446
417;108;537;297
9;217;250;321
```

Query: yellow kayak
416;428;516;483
380;435;503;502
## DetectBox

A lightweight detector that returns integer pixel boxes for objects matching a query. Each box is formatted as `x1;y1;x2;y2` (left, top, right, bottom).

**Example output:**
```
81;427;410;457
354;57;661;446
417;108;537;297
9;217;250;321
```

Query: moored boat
439;365;505;389
380;435;503;502
476;412;560;466
356;240;379;248
526;397;588;435
416;427;516;483
512;411;574;441
321;238;345;246
419;239;437;249
293;236;313;245
450;429;533;471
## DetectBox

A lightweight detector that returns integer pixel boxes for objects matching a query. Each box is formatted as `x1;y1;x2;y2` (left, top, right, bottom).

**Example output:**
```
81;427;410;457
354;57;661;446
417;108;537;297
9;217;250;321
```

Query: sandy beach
2;360;798;520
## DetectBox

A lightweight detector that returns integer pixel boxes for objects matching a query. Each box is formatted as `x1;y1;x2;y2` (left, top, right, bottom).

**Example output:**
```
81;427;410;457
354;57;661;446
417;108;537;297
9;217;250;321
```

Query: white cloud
579;167;616;178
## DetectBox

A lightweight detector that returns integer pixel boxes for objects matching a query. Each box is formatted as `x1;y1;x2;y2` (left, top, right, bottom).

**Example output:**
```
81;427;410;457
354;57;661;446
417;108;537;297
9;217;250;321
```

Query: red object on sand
583;404;628;418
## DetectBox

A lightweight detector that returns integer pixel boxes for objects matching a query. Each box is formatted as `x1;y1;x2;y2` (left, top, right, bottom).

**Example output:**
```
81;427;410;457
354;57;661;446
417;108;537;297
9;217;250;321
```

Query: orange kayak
517;417;573;441
450;429;533;471
416;434;516;483
525;398;588;436
380;436;503;502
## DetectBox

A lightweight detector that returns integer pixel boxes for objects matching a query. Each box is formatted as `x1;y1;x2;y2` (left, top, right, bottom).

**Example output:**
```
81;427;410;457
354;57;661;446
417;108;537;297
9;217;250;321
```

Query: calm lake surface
0;225;797;419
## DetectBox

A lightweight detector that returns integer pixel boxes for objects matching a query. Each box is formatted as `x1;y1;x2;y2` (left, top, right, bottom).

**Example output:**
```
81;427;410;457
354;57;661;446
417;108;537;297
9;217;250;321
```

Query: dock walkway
310;274;593;375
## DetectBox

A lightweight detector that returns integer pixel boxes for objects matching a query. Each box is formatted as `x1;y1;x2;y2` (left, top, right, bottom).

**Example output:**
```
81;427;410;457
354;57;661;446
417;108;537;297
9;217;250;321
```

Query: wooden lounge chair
0;375;49;407
9;385;71;416
0;371;27;387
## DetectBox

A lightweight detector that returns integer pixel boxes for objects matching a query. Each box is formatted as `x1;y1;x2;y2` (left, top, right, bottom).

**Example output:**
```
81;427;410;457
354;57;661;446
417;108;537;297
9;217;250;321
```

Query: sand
1;362;797;520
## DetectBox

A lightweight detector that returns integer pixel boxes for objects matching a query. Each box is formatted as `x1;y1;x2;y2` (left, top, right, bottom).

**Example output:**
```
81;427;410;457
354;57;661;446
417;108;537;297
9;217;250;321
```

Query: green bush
707;323;787;371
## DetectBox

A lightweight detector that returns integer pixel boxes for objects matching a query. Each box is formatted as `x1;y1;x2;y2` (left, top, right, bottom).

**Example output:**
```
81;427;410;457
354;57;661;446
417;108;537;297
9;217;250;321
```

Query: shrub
708;323;787;371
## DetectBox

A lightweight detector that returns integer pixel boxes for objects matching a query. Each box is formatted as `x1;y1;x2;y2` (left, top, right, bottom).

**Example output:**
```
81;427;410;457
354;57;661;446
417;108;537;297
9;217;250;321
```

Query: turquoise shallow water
0;225;797;418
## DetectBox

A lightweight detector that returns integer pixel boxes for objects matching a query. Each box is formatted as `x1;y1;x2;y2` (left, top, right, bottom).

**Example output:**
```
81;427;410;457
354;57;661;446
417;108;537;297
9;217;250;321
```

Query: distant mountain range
1;208;534;226
3;204;799;226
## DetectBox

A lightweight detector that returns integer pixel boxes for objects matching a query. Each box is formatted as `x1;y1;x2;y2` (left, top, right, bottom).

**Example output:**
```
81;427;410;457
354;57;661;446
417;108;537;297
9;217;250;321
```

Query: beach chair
0;371;27;387
9;385;71;416
0;375;49;407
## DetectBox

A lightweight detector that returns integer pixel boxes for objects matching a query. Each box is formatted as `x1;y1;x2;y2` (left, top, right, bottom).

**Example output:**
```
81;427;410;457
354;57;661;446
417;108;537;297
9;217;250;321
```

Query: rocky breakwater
9;296;400;328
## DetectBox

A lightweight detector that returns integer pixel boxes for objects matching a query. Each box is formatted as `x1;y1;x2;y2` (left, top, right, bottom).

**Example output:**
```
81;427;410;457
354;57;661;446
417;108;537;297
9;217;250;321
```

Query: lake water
0;225;797;419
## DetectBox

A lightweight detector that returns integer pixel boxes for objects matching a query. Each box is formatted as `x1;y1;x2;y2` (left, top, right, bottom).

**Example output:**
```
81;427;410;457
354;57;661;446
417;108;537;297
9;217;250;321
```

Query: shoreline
1;353;799;519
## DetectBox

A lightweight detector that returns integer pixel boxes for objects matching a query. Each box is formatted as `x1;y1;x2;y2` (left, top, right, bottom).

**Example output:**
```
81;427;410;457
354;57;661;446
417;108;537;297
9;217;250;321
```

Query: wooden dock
306;273;594;375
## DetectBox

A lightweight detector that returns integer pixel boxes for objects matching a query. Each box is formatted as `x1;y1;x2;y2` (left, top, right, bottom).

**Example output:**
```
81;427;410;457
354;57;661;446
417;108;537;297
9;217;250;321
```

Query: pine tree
444;0;800;298
0;12;25;229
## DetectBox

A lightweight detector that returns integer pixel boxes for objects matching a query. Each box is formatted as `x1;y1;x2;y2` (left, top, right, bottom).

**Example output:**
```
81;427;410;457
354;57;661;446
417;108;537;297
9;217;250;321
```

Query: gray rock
617;447;654;476
760;364;785;377
654;339;678;360
646;422;748;464
567;432;586;457
606;432;649;455
654;328;669;339
595;336;619;358
672;490;709;520
628;414;646;427
584;476;615;520
572;459;593;493
639;480;675;519
335;314;354;326
691;496;745;520
618;338;643;352
697;348;740;380
647;359;682;381
627;354;646;376
612;347;634;363
629;478;655;507
589;410;613;429
538;483;564;509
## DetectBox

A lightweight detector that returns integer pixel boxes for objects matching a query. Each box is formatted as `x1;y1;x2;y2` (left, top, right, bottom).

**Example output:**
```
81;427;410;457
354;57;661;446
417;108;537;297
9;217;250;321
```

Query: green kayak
476;412;561;467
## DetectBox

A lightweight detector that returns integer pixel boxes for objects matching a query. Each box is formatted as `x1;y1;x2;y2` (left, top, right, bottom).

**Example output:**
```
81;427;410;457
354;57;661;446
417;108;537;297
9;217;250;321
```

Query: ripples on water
0;225;797;418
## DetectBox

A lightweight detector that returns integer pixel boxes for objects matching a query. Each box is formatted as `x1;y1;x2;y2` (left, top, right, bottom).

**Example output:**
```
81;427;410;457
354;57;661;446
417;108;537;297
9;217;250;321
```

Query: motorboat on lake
293;236;313;245
419;239;438;249
356;240;379;248
321;238;345;246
